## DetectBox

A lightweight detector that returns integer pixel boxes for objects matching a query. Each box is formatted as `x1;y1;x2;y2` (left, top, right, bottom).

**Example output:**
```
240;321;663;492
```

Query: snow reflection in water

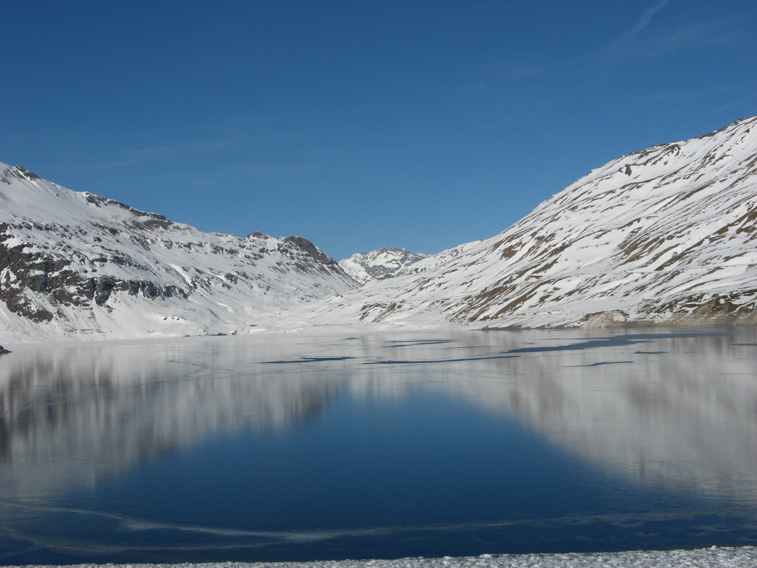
0;328;756;563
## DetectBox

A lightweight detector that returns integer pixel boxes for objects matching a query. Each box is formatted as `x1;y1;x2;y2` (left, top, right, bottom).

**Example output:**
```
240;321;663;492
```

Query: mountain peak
0;162;355;341
2;115;756;340
339;247;428;285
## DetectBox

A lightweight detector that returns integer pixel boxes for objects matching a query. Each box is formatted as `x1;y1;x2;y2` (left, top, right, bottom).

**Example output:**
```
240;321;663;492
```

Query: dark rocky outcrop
0;161;356;338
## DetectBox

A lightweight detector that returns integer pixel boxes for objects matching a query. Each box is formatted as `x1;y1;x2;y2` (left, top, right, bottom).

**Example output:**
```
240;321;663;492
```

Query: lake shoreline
4;547;757;568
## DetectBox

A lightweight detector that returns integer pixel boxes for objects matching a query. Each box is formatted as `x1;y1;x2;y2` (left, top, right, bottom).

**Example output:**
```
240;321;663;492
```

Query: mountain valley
2;115;756;342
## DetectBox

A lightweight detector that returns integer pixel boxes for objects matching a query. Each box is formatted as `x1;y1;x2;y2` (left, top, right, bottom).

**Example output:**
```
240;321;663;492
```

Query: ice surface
2;330;756;564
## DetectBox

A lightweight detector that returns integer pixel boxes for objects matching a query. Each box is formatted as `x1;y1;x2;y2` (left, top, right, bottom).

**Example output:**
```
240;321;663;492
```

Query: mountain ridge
291;115;757;329
0;163;356;341
2;115;756;341
338;247;428;284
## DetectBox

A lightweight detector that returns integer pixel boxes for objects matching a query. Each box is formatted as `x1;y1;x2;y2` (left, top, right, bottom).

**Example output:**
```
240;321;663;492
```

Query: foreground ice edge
5;547;757;568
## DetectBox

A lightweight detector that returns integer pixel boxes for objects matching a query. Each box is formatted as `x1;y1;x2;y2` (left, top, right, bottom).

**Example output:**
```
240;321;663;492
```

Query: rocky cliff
0;163;356;341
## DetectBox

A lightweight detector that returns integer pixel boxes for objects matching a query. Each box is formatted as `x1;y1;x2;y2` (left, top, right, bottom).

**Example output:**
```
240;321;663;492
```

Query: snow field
6;547;757;568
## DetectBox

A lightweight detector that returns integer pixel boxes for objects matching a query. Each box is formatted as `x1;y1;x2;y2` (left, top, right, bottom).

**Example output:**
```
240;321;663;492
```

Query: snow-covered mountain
3;116;756;341
298;116;757;328
0;163;356;341
339;247;428;284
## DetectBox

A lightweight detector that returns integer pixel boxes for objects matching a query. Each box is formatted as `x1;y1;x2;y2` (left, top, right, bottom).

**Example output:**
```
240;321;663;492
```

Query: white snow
4;547;757;568
0;163;356;343
2;116;757;342
339;248;429;284
291;115;757;330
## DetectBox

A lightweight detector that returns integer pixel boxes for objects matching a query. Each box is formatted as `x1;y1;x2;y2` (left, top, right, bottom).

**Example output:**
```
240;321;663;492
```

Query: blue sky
2;1;756;260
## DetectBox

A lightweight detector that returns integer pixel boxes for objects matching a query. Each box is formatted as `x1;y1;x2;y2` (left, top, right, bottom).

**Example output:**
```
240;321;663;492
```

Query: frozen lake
1;328;756;565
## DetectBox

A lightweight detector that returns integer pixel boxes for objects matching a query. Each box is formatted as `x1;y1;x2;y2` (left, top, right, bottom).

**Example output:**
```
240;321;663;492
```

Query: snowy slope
298;116;757;329
339;247;428;284
0;164;357;342
3;116;756;340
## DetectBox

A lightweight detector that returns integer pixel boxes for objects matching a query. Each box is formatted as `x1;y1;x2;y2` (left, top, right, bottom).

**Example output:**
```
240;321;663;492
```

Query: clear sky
2;1;756;260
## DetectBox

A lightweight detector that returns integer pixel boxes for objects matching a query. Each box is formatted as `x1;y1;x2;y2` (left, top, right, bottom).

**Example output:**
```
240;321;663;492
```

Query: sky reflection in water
1;328;756;564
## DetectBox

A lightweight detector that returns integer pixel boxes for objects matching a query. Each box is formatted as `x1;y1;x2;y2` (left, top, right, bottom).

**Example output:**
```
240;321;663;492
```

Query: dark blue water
1;329;756;564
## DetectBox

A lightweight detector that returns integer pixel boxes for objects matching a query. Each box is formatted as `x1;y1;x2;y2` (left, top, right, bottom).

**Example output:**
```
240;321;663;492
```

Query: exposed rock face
3;115;756;339
301;116;757;328
282;235;342;268
339;247;428;285
582;310;630;328
0;163;356;341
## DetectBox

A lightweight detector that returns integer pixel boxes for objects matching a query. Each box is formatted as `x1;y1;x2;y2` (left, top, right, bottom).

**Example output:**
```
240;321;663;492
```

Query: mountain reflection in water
0;328;756;561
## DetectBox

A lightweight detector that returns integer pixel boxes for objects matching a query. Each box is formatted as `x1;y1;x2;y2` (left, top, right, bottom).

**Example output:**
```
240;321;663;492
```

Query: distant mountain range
2;115;756;341
338;248;428;285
